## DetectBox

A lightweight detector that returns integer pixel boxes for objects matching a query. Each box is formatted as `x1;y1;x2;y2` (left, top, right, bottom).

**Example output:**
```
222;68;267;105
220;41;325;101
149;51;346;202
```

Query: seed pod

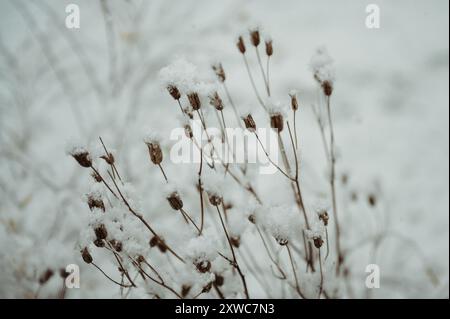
81;247;93;264
289;93;298;111
214;274;224;287
94;224;108;240
167;85;181;100
87;196;105;212
236;36;246;54
270;114;284;132
322;81;333;96
184;124;193;139
242;114;256;132
109;239;123;252
181;284;191;298
100;153;114;165
250;29;260;47
212;63;226;82
157;240;167;253
94;238;105;247
313;236;324;249
137;255;145;264
39;269;54;284
59;268;69;279
209;92;223;111
230;236;240;248
248;214;256;224
318;211;329;226
91;171;102;183
265;40;273;56
195;260;211;273
187;92;201;110
167;192;183;210
146;142;163;165
149;236;159;248
368;194;376;207
71;151;92;168
275;235;288;246
208;193;222;206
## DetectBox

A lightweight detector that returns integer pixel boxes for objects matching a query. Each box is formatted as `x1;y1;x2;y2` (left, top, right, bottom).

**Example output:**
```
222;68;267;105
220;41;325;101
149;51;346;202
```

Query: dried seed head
242;114;256;132
167;192;184;210
137;255;145;263
322;80;333;96
248;214;256;224
91;171;102;183
94;224;108;240
184;124;193;139
275;235;289;246
109;239;122;252
39;268;54;284
154;238;167;253
81;247;93;264
212;63;226;82
100;153;114;165
236;36;246;54
231;236;240;248
208;193;222;206
265;40;273;56
289;92;298;111
214;274;224;287
318;211;329;226
94;238;105;247
59;268;70;279
87;195;105;212
149;236;158;248
250;29;260;47
368;194;376;207
71;151;92;168
270;114;284;132
209;92;224;111
167;85;181;100
181;284;191;298
313;236;324;249
195;260;211;273
146;142;163;165
187;92;201;110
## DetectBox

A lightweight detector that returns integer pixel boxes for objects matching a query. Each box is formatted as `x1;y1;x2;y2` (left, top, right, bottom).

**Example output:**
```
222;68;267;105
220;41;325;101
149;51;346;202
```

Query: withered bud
137;255;145;263
208;193;222;206
214;274;224;287
195;260;211;273
81;247;93;264
94;238;105;247
184;124;193;139
71;151;92;168
250;29;260;47
181;284;191;298
230;236;240;248
265;40;273;56
87;195;105;212
248;214;256;224
289;93;298;111
212;63;226;82
236;36;246;54
209;92;224;111
150;236;167;252
270;114;284;132
167;85;181;100
368;194;376;207
39;269;54;284
242;114;256;132
187;92;201;110
167;192;183;210
109;239;123;252
91;171;102;183
275;235;288;246
149;236;158;247
146;142;163;165
313;236;324;249
100;153;114;165
59;268;70;279
322;81;333;96
318;211;329;226
94;224;108;240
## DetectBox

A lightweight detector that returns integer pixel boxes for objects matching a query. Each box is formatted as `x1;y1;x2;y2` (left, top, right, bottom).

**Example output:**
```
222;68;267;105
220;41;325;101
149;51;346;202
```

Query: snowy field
0;0;448;299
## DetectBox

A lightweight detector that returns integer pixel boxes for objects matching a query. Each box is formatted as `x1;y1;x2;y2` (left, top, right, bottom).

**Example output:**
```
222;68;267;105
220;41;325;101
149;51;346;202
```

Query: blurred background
0;0;448;298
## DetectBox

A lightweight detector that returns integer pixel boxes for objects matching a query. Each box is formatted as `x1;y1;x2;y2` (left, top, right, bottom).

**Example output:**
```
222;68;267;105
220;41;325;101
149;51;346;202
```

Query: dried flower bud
195;260;211;273
209;92;224;111
167;192;184;210
100;153;114;165
265;40;273;56
181;284;191;298
313;236;324;249
167;85;181;100
248;214;256;224
289;93;298;111
214;274;224;287
153;237;167;253
275;235;288;246
322;81;333;96
81;247;93;264
91;171;102;183
208;193;222;206
71;151;92;168
250;29;260;47
242;114;256;132
270;114;284;132
212;63;226;82
109;239;123;252
149;236;158;247
236;36;246;54
59;268;70;279
94;224;108;240
368;194;376;207
184;124;193;139
146;142;163;165
318;211;329;226
137;255;145;263
94;238;105;247
87;195;105;212
39;269;54;284
231;236;240;248
187;92;201;110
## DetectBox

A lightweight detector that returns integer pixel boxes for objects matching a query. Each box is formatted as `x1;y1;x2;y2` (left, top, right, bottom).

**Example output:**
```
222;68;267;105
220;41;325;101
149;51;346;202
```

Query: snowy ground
0;0;448;298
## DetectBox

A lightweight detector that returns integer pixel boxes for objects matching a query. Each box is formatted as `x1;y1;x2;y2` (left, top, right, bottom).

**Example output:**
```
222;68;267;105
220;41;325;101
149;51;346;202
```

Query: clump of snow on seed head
143;128;162;145
65;138;88;156
263;205;301;243
310;46;335;84
159;57;198;94
266;98;288;117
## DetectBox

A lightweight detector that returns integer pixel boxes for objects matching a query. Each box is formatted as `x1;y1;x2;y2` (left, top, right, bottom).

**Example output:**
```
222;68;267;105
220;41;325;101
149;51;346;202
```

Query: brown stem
286;244;305;298
255;47;270;96
242;54;266;112
91;262;132;288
